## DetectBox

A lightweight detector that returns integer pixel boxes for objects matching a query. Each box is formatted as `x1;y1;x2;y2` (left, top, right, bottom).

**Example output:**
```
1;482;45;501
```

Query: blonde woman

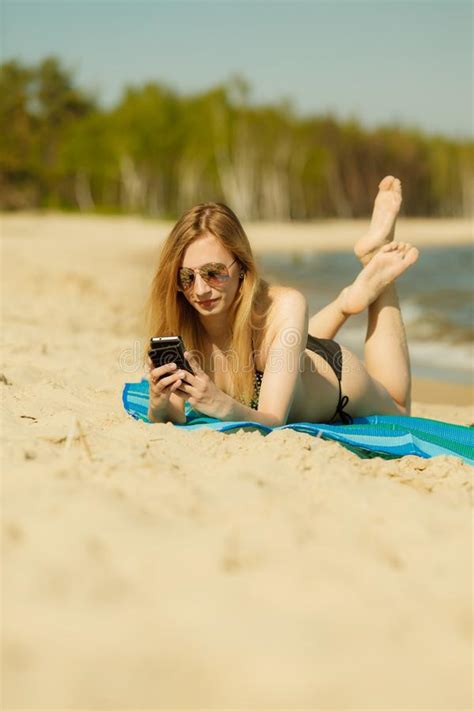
146;176;418;427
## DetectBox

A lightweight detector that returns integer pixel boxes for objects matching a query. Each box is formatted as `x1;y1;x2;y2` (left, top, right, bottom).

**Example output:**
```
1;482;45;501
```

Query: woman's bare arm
220;289;308;427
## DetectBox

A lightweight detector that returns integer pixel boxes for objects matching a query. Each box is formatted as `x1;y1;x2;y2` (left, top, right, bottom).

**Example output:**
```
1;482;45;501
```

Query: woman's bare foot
354;176;402;266
340;242;419;315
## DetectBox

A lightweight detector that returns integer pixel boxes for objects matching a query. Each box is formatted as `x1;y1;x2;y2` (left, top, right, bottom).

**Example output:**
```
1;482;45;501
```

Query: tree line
1;57;473;219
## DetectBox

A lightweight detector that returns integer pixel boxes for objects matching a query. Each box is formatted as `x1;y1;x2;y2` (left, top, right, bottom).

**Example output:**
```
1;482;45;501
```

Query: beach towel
122;378;474;466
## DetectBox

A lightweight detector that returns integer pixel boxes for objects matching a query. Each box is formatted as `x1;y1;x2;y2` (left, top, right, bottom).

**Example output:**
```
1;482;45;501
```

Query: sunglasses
177;258;237;291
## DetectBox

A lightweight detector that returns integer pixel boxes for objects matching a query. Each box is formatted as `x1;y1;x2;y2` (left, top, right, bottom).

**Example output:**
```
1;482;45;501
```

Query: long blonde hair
146;202;267;406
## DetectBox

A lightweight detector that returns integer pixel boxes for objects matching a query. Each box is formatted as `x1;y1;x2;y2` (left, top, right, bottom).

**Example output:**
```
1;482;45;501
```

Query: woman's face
179;234;241;316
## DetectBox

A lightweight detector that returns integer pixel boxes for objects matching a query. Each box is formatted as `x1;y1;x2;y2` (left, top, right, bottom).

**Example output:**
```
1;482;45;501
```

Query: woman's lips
196;297;220;308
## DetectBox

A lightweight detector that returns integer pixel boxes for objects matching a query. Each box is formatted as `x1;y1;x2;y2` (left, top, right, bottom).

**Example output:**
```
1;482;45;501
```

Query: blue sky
1;0;472;138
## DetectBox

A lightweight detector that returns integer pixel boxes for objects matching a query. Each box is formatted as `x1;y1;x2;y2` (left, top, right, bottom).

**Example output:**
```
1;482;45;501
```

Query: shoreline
2;212;472;253
247;216;474;253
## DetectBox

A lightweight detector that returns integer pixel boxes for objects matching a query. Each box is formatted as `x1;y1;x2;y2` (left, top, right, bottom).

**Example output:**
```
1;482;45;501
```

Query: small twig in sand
76;419;93;461
62;417;93;461
63;416;77;455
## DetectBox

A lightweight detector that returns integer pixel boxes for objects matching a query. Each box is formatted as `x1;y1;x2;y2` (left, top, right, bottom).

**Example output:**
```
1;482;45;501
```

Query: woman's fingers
150;362;177;382
152;370;182;391
174;379;198;397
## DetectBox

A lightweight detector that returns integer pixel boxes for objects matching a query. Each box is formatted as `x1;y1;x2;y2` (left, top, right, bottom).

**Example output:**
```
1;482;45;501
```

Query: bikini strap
328;379;354;425
337;395;353;425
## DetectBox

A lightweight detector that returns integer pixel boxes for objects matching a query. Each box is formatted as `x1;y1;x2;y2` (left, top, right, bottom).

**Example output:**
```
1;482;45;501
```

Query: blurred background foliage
1;56;473;219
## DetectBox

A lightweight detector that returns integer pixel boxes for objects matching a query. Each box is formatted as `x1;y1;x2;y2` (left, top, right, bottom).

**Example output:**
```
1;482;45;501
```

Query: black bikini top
250;368;263;410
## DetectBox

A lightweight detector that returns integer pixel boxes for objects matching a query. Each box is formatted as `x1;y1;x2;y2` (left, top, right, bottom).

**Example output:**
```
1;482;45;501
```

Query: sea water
257;245;474;384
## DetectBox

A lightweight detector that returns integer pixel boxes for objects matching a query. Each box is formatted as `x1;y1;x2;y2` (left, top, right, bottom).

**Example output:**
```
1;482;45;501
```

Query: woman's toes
404;246;419;265
378;175;395;190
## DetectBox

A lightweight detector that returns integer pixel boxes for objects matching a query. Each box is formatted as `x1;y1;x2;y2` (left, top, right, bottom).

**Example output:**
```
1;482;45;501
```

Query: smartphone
148;336;195;375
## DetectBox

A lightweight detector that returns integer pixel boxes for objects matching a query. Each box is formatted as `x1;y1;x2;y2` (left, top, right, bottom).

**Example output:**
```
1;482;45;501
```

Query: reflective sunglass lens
177;269;193;290
203;264;229;283
178;262;232;290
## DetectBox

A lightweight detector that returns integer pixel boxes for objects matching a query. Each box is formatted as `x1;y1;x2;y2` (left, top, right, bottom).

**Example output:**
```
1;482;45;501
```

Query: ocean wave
407;340;473;373
405;315;474;345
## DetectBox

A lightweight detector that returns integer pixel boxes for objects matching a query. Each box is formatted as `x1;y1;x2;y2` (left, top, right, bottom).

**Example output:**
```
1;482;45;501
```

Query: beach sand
2;213;473;709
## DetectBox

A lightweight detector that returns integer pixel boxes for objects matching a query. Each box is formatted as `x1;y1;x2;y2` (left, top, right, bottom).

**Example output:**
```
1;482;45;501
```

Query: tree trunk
119;155;147;211
74;171;95;211
326;158;353;218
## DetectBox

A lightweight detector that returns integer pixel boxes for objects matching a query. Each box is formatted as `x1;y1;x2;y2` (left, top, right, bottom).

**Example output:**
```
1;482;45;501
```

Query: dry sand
1;213;473;709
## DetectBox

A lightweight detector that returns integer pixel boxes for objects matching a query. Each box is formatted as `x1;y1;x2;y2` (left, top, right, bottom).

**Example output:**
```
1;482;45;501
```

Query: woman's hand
175;352;231;420
147;358;187;420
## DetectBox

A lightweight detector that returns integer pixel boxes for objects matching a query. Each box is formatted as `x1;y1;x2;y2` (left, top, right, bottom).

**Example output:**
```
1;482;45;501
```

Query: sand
2;213;473;709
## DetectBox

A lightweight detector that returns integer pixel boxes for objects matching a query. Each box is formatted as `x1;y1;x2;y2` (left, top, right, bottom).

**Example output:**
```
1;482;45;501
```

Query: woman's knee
346;370;404;417
393;397;410;416
341;349;412;418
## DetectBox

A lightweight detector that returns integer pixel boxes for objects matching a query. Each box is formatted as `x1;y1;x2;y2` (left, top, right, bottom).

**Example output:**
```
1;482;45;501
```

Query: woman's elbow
260;411;286;428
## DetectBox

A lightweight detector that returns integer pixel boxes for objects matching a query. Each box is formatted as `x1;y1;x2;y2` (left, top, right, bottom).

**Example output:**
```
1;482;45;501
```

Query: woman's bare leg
364;283;411;412
308;297;348;340
308;287;410;411
340;242;418;413
309;244;416;414
355;177;410;408
305;177;416;419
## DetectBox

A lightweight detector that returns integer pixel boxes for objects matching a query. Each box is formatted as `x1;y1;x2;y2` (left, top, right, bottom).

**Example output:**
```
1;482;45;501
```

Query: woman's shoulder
267;284;307;318
254;284;306;341
252;285;307;371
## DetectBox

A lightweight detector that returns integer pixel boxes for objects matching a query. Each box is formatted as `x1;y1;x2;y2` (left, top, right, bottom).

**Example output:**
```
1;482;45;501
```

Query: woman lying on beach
146;176;419;426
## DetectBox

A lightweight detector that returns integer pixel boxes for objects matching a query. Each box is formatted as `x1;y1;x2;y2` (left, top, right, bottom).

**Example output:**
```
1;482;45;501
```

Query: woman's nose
193;272;212;296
